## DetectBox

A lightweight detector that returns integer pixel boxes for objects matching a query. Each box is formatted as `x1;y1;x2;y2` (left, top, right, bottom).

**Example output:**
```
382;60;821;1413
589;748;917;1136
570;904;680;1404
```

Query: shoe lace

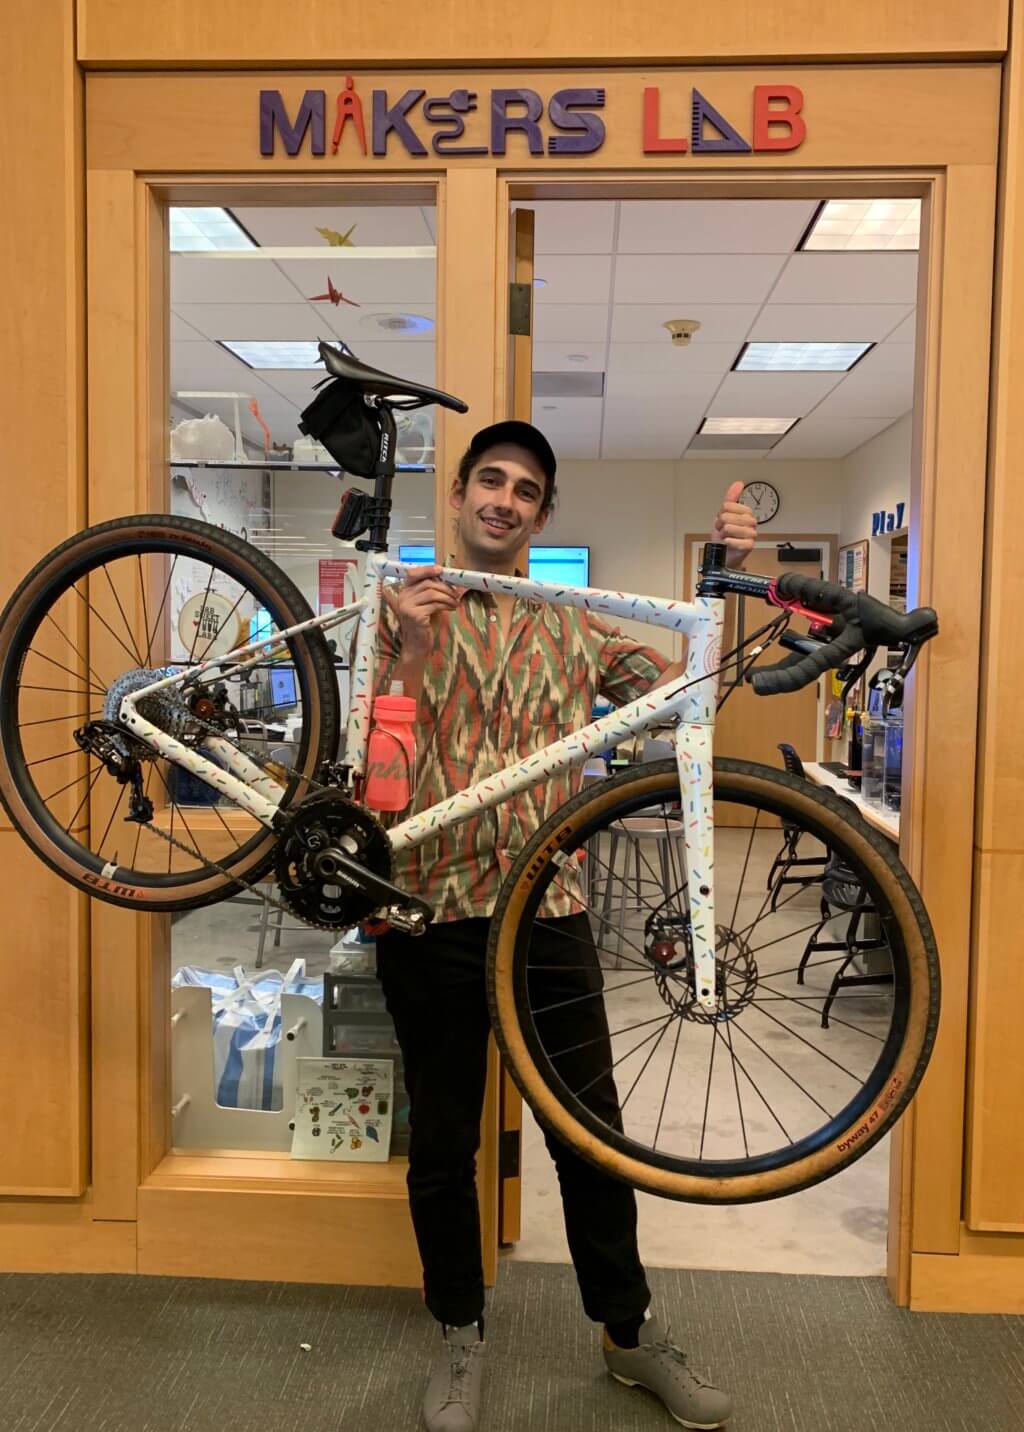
445;1341;479;1404
650;1330;711;1389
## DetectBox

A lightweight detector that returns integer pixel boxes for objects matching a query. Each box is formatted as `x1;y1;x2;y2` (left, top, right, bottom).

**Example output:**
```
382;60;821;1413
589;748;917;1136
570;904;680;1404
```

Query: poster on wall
839;540;869;594
318;557;359;614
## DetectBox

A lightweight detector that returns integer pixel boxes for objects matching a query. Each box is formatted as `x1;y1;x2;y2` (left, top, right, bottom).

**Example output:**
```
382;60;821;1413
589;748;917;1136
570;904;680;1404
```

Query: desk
803;762;900;843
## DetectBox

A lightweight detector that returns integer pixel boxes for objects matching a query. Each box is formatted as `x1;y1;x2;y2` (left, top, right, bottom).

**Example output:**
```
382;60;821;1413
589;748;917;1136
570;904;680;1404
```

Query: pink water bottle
364;682;417;811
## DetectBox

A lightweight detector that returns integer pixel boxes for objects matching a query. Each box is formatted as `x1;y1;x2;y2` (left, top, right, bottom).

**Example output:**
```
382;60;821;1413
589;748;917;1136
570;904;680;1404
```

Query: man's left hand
712;482;758;568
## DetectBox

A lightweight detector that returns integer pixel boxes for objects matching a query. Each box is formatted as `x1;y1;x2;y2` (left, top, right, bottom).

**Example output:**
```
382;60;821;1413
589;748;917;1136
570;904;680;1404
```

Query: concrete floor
171;823;893;1279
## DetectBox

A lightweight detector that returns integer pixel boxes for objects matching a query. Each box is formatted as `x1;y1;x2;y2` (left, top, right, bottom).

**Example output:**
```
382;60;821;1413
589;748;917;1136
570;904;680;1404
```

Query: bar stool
599;811;687;968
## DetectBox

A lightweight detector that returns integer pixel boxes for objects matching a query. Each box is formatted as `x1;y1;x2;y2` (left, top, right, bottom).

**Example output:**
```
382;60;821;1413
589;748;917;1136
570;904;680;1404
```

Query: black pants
376;914;651;1330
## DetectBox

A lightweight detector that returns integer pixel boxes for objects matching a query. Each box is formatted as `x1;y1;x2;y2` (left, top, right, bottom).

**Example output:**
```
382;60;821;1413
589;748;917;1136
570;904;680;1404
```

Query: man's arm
650;481;757;689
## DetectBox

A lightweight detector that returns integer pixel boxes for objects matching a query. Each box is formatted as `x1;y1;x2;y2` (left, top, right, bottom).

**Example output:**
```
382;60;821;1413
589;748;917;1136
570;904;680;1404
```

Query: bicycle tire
0;514;340;912
486;757;940;1204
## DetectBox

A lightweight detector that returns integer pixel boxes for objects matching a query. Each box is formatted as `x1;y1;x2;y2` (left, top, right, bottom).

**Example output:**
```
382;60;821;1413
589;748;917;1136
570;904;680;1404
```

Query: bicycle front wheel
487;758;939;1204
0;514;340;912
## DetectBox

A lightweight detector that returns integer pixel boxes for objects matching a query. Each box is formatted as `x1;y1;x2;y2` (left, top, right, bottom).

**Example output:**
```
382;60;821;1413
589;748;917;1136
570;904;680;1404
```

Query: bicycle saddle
317;341;468;412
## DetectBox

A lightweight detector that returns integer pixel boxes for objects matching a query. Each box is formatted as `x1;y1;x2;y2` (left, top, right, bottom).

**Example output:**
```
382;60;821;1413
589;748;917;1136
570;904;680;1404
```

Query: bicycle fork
675;597;723;1014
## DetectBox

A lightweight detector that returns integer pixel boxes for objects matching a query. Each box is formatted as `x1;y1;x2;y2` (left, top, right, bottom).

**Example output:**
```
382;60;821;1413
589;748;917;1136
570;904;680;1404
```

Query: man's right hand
394;565;458;659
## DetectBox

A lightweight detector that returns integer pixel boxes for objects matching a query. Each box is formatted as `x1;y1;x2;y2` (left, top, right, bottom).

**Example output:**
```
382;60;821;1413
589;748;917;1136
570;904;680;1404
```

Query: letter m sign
260;90;326;156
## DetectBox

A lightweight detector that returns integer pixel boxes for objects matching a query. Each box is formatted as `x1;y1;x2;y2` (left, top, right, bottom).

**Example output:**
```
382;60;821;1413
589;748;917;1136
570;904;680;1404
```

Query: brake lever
882;643;924;715
838;648;876;706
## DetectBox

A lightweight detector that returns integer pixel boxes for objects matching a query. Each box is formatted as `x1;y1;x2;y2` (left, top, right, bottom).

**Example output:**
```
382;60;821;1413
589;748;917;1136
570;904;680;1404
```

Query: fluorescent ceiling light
700;417;797;436
802;199;920;251
170;208;257;252
734;342;872;372
220;340;323;369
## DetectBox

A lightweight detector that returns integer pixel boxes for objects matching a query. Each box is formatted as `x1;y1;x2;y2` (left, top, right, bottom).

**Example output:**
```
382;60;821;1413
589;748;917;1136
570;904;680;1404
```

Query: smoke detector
663;318;702;348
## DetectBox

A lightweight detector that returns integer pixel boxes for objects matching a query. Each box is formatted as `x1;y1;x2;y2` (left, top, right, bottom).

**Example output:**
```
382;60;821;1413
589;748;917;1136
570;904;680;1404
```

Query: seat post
358;402;397;554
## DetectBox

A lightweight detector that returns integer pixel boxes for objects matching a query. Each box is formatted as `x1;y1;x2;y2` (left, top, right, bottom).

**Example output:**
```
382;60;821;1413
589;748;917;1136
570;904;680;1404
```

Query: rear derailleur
73;720;155;824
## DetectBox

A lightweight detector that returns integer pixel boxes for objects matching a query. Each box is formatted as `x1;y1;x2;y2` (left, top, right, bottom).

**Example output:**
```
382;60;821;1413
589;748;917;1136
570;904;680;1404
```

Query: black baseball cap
465;420;557;485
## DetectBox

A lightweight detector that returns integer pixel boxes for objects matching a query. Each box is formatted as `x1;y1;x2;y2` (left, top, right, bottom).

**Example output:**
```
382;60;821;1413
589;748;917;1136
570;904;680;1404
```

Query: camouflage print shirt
374;583;669;923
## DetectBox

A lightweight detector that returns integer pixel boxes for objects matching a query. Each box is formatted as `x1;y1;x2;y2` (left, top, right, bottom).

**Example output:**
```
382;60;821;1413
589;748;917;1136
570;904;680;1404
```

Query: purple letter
491;89;544;156
259;90;325;157
547;88;606;155
372;89;428;157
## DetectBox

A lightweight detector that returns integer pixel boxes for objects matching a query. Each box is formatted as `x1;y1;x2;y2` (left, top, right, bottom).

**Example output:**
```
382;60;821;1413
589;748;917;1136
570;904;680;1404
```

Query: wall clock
740;480;781;525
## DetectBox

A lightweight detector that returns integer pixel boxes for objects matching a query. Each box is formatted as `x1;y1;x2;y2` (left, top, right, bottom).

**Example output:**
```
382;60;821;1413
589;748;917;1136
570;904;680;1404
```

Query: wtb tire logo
259;80;805;159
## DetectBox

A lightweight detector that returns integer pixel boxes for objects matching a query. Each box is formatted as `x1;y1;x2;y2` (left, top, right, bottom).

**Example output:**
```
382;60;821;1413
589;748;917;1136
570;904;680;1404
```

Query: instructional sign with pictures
291;1057;393;1162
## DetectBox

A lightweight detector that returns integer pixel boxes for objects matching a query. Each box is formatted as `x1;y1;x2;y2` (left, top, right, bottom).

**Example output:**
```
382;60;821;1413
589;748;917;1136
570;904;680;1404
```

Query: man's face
450;443;550;562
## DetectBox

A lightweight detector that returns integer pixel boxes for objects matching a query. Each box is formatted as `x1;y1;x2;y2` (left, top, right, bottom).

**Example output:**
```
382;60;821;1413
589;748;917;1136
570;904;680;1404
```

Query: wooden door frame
79;56;997;1300
498;170;992;1306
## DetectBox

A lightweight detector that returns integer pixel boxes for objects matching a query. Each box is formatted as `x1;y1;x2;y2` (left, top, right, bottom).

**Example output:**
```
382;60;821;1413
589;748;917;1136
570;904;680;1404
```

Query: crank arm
317;848;435;926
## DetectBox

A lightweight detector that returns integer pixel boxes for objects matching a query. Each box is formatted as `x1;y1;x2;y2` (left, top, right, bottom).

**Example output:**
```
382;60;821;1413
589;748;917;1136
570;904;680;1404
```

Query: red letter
752;85;806;152
643;88;687;154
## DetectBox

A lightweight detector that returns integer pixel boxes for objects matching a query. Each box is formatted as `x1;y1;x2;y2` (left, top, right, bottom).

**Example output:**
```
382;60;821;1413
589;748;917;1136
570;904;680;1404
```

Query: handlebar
697;543;939;700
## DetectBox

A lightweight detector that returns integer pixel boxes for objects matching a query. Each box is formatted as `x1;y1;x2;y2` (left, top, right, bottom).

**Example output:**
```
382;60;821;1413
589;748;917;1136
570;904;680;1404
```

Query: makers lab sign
259;79;806;159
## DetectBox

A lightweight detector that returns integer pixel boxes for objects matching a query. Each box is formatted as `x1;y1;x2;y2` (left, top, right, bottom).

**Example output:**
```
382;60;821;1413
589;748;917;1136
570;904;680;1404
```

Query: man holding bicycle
375;421;756;1431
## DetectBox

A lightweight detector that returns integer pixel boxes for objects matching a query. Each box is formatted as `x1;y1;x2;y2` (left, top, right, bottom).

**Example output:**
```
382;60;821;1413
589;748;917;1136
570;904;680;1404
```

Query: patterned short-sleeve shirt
374;583;669;923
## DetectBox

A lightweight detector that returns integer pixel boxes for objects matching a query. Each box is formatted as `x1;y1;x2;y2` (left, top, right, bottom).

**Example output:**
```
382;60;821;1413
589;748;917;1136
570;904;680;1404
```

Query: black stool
766;743;830;911
797;859;892;1027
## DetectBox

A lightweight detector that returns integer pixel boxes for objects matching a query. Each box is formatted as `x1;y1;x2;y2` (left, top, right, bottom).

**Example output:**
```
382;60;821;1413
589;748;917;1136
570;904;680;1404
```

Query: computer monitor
398;544;437;567
397;543;591;586
269;666;298;710
528;546;590;587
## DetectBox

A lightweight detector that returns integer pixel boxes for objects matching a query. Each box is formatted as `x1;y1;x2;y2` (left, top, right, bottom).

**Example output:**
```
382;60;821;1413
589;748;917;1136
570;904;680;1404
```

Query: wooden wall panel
0;1;89;1196
85;67;1001;175
966;0;1024;1233
76;0;1008;66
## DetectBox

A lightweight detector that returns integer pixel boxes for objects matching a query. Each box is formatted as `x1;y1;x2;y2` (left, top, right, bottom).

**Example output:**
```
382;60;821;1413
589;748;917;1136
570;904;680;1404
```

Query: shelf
169;459;434;473
146;1147;410;1197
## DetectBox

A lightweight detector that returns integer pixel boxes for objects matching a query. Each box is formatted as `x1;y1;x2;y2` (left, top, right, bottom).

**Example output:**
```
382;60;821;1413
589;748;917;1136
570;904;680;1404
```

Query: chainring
274;790;392;930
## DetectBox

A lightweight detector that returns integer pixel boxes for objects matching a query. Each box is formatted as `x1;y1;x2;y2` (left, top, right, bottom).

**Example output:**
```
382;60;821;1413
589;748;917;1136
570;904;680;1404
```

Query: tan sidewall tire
0;516;337;912
487;759;939;1204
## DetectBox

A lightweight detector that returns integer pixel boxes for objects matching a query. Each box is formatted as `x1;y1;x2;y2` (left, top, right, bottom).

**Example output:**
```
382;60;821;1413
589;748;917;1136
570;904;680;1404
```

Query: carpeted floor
2;1260;1022;1432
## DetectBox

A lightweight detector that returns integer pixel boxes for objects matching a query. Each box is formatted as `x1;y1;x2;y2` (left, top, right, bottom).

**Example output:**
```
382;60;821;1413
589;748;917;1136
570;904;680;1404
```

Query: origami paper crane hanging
316;223;357;247
308;275;361;308
248;397;272;455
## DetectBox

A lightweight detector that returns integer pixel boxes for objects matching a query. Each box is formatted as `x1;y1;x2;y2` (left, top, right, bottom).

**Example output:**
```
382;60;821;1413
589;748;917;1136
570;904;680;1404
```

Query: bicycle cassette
274;791;393;930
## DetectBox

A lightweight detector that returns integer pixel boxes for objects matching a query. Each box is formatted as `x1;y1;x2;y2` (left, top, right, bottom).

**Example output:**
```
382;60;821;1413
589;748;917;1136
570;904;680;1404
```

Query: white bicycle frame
120;553;726;1011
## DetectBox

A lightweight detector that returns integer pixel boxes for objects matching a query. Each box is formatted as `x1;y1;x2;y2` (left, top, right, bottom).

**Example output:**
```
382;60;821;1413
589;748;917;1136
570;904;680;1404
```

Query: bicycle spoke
751;981;887;1041
65;762;105;834
548;874;653;969
720;1016;749;1158
95;783;128;860
20;711;97;728
26;648;107;698
27;747;85;769
730;810;761;933
195;588;245;668
619;1013;677;1114
549;1009;672;1061
653;1013;685;1151
43;612;109;695
145;554;177;666
568;1013;677;1101
136;556;153;666
528;971;656;1016
747;998;866;1083
69;583;143;671
717;1023;793;1146
728;1018;834;1120
699;1018;717;1159
102;564;146;667
187;565;216;664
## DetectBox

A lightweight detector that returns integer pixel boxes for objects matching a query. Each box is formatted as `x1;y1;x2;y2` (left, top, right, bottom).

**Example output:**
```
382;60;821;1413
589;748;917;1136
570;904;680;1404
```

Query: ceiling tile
229;205;435;247
531;397;603;459
821;363;915;418
173;302;328;341
708;371;843;417
617;200;818;254
770;252;919;305
534;305;610;342
532;342;606;371
604;368;720;401
884;313;917;344
171;255;303;304
749;304;913;342
600;396;706;459
533;254;613;305
606;341;740;375
530;201;617;254
613;254;787;305
610;304;760;344
170;340;267;392
275;256;436;306
767;414;896;459
324;303;436;343
170;311;204;340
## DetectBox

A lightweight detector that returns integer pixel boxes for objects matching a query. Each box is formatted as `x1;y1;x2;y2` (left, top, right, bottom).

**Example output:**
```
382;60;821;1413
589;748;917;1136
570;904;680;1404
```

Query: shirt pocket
524;650;590;727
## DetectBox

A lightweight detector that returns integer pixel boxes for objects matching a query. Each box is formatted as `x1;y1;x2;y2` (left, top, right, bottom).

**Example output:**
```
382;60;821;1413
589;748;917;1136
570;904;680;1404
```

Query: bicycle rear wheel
487;758;939;1204
0;515;340;911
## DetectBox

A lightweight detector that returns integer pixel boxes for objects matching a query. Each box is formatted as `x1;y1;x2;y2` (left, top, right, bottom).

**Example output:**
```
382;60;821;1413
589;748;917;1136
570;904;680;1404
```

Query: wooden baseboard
0;1201;136;1274
910;1229;1024;1312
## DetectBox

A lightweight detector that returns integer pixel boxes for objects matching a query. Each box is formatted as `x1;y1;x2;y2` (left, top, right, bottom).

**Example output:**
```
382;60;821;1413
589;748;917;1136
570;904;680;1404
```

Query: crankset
274;790;433;932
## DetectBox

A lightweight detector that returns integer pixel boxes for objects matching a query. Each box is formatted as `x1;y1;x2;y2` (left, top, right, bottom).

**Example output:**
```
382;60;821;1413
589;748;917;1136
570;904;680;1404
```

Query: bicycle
0;341;941;1204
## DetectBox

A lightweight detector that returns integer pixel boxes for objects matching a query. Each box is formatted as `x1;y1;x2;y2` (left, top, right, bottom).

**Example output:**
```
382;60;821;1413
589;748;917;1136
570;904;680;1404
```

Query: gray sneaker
603;1316;732;1429
422;1324;486;1432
